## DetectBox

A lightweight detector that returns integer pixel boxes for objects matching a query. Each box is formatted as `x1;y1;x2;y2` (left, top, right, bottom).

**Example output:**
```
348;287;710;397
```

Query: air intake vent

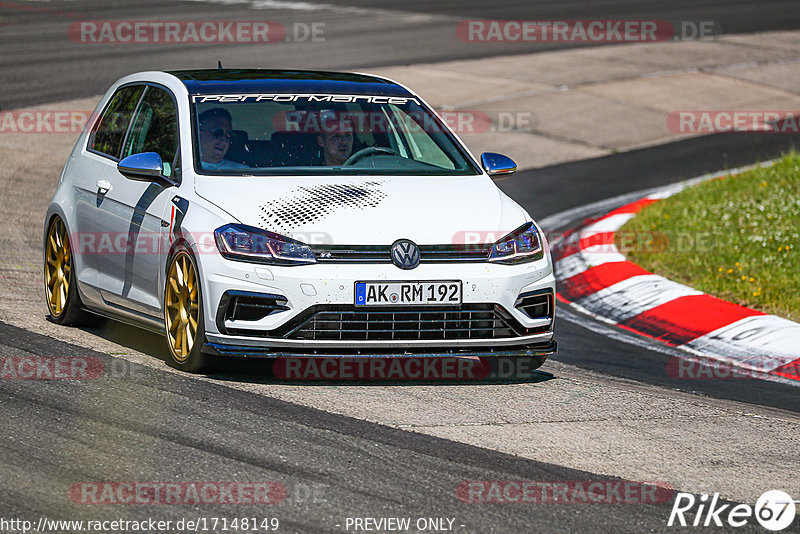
216;291;289;333
515;290;553;320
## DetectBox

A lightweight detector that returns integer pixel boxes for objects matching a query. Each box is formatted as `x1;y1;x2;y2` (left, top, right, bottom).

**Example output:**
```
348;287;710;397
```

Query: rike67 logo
668;490;798;531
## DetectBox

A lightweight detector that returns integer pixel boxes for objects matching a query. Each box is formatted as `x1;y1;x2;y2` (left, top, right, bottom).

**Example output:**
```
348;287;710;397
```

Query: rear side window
122;86;179;177
89;85;145;159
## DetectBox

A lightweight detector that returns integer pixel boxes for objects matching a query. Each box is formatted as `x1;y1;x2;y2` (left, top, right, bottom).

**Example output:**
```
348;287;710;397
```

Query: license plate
355;281;462;306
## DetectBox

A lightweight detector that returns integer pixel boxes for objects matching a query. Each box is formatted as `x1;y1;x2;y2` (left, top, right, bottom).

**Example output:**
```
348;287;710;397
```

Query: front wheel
164;249;212;373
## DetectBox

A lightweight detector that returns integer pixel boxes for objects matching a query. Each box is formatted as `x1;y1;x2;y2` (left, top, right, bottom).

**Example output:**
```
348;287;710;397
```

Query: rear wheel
164;249;212;373
44;216;91;325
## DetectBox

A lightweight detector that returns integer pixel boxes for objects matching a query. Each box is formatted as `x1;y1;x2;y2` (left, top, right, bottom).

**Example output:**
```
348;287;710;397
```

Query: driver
198;107;248;171
316;111;355;166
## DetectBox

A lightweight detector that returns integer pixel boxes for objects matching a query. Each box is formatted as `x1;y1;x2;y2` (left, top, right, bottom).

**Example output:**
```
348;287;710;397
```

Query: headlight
488;222;543;264
214;224;316;265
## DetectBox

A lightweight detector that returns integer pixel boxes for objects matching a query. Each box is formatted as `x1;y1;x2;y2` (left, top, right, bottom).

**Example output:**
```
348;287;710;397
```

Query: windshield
191;93;481;176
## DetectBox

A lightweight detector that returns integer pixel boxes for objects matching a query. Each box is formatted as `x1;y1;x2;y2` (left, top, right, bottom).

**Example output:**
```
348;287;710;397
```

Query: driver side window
89;85;145;160
122;86;179;178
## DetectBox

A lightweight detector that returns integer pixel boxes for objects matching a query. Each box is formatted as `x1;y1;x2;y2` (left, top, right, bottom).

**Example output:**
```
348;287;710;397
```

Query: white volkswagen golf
44;69;556;372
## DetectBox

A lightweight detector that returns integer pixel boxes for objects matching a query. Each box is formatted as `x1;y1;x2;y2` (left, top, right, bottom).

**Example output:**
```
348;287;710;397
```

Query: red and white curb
550;189;800;384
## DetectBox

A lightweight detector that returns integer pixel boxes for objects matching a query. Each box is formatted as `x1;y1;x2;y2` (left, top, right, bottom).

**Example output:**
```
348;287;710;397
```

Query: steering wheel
343;146;399;166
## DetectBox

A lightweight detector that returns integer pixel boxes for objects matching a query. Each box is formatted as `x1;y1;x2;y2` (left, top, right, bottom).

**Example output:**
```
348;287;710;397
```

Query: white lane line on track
204;0;336;10
184;0;456;22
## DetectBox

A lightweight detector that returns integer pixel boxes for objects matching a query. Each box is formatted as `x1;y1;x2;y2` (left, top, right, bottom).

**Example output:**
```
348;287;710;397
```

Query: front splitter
202;339;557;359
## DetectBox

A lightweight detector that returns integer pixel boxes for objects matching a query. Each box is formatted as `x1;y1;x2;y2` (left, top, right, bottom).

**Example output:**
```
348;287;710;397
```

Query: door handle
96;179;112;195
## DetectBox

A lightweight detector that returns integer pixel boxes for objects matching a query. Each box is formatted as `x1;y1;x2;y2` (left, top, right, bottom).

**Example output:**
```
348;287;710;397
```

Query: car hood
194;175;528;245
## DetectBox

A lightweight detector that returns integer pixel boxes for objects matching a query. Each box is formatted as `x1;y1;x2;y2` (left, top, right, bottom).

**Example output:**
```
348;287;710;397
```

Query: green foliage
617;154;800;320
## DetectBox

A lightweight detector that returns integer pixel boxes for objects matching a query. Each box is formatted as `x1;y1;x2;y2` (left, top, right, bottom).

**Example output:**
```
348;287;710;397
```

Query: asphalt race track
0;321;693;533
2;0;800;108
1;1;800;533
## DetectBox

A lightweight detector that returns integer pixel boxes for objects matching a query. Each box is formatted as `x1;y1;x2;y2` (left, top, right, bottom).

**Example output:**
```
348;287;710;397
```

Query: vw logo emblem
391;239;420;270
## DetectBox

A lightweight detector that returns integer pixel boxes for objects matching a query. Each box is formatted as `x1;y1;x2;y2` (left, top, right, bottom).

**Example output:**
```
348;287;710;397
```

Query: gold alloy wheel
44;218;72;317
165;252;200;362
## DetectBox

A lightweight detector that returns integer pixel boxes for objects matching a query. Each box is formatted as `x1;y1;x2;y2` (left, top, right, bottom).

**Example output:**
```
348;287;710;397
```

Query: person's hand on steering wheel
343;146;399;166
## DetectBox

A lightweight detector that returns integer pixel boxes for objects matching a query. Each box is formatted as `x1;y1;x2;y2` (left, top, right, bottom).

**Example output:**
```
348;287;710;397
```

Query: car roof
167;69;414;97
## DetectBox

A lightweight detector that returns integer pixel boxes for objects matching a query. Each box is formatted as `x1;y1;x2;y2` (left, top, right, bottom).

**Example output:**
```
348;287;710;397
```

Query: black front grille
310;244;492;263
269;304;547;341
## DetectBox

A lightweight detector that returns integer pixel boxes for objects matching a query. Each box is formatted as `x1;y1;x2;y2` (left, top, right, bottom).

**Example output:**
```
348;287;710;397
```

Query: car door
73;84;145;301
94;84;179;319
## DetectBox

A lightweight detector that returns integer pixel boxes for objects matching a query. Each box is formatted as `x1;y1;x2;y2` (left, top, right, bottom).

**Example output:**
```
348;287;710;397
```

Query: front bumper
197;249;556;357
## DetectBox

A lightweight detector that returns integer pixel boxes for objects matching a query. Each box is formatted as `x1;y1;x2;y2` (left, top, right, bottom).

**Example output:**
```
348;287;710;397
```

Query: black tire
163;248;214;373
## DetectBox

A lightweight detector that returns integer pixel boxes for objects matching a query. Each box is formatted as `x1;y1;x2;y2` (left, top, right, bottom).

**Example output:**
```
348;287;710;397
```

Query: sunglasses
202;127;234;143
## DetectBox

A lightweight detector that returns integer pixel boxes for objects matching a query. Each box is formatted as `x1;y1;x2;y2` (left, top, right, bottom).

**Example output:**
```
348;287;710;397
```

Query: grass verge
616;153;800;321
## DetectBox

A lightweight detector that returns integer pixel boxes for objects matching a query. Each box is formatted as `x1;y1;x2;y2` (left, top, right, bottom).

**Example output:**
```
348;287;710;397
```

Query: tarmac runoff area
377;30;800;170
1;31;799;505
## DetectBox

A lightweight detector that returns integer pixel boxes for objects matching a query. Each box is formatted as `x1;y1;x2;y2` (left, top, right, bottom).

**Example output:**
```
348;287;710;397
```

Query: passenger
316;112;355;166
198;107;249;171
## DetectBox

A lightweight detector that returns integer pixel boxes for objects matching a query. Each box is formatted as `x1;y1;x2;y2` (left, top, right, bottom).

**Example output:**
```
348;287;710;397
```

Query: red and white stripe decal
552;193;800;383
